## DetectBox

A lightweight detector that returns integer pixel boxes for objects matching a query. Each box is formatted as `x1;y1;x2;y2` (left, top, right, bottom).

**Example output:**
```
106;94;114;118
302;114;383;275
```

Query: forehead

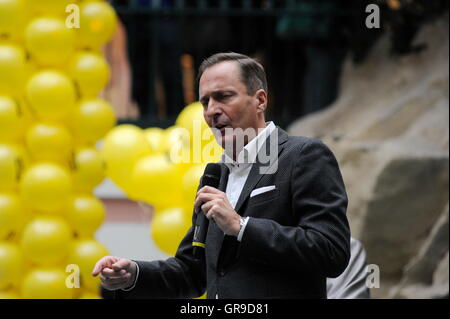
199;61;246;96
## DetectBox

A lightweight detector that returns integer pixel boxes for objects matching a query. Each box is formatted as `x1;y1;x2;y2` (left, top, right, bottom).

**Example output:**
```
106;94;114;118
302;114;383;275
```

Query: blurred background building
104;0;384;128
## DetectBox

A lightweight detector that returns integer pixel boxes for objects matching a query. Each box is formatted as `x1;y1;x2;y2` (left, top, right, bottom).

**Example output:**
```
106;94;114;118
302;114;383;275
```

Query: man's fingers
198;186;221;194
194;187;226;213
205;207;217;220
201;199;219;215
112;258;132;271
92;256;117;276
100;271;130;281
100;271;132;291
101;268;126;278
194;193;217;212
101;278;130;291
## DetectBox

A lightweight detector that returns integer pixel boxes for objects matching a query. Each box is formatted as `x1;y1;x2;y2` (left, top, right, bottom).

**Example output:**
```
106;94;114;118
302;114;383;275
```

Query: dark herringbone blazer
112;127;350;299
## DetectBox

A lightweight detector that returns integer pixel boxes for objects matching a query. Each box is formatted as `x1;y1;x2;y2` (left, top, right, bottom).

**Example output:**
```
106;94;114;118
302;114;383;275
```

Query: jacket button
219;270;225;276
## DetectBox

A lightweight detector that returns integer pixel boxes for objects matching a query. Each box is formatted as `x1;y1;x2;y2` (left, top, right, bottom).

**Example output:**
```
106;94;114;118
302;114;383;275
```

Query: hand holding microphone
193;163;241;257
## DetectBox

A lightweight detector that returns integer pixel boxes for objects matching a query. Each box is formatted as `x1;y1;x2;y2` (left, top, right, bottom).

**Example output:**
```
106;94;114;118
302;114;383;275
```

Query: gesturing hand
92;256;137;291
194;186;241;236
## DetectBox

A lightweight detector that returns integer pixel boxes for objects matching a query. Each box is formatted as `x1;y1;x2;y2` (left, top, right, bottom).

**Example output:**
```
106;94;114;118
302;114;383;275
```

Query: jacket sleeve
239;138;351;278
111;211;207;299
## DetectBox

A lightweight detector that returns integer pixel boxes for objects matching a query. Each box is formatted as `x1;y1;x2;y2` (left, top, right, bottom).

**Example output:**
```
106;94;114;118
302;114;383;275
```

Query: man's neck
228;121;269;161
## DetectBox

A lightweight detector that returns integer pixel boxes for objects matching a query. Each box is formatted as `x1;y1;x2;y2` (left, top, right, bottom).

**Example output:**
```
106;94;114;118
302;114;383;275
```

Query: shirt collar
222;121;276;170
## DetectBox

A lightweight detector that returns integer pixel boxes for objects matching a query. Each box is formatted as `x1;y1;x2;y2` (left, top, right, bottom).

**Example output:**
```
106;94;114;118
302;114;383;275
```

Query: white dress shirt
222;121;276;241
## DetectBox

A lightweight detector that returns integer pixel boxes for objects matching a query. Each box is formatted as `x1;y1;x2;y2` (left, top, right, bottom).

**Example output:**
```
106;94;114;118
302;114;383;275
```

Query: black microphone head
202;163;221;189
204;163;221;177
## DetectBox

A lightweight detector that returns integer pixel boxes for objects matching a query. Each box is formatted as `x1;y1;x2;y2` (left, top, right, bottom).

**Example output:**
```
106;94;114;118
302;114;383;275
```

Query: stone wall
288;14;449;298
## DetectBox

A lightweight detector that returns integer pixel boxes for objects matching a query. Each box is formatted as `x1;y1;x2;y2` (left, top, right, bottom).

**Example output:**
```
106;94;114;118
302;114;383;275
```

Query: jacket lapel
233;127;288;214
218;163;229;192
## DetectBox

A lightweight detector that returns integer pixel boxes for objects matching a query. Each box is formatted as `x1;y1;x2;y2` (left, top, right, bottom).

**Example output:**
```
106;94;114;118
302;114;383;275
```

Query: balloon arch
0;0;221;299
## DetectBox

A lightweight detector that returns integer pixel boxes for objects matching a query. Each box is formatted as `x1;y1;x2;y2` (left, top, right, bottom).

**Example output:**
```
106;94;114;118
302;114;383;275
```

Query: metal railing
112;0;354;129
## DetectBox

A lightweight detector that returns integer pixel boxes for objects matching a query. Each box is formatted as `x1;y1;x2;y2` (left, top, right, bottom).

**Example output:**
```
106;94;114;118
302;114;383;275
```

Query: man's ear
254;89;267;114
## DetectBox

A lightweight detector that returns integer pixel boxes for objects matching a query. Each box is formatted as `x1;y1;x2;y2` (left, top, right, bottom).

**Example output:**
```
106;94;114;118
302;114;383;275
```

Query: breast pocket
247;188;280;207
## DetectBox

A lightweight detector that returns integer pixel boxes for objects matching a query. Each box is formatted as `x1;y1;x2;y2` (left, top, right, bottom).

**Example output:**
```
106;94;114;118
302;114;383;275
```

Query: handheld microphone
192;163;222;258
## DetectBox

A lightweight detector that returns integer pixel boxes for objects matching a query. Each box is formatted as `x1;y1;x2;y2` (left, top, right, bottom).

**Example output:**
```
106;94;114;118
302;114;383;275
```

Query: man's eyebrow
200;89;234;104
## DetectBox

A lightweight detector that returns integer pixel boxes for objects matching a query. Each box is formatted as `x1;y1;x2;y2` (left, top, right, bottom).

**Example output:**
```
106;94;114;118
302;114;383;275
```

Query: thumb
112;258;132;271
92;256;115;277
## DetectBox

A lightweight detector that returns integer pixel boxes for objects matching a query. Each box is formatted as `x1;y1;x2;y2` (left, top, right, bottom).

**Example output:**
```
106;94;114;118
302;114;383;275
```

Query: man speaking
92;52;351;299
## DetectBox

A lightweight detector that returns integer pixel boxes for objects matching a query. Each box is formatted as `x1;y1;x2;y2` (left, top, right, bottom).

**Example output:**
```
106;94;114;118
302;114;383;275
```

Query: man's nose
205;100;222;118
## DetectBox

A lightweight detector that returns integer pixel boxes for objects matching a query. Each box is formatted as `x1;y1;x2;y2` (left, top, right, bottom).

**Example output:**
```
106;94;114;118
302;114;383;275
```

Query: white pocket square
250;185;276;198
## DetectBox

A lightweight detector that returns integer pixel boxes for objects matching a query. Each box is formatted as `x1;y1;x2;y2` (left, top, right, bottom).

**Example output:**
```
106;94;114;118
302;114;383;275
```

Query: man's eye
219;94;231;100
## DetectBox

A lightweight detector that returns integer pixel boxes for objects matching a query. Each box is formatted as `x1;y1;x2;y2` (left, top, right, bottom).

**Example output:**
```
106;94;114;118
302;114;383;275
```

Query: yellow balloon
0;193;26;240
0;144;28;191
0;290;20;299
71;147;105;193
68;51;111;97
79;291;101;299
176;103;222;164
131;154;183;208
19;163;72;213
164;125;194;169
144;127;165;154
82;274;102;293
25;0;72;16
0;0;25;40
176;102;207;136
182;164;205;210
101;125;151;194
25;122;73;163
165;125;191;151
20;216;72;266
67;239;109;291
150;207;191;256
25;17;76;67
66;195;105;238
78;2;117;49
0;44;27;95
0;242;24;290
0;96;30;142
176;102;213;146
70;98;116;143
21;267;74;299
26;70;77;121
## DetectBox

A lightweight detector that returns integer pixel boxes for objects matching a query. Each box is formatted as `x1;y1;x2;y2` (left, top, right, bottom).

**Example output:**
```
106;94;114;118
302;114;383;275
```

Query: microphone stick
192;163;221;258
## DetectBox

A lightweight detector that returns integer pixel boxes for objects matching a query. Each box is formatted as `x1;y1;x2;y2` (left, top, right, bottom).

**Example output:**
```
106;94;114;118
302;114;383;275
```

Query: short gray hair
197;52;268;95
